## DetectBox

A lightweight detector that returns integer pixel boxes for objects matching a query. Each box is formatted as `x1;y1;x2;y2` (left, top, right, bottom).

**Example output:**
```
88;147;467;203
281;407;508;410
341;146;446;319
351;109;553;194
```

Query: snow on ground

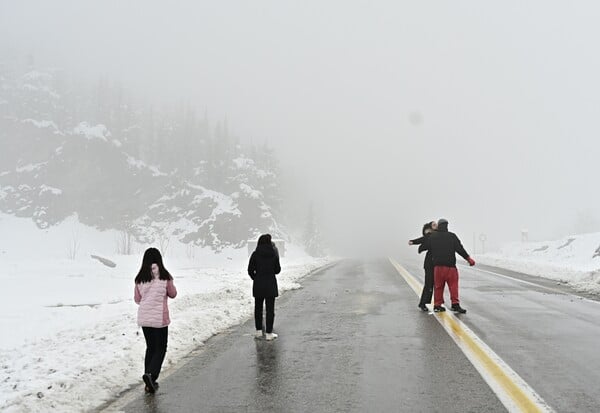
476;232;600;294
22;119;58;130
0;213;332;412
72;122;111;141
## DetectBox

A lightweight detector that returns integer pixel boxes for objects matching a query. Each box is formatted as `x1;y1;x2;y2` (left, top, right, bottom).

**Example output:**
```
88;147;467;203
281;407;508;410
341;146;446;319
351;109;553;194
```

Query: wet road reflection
117;260;505;413
254;339;280;396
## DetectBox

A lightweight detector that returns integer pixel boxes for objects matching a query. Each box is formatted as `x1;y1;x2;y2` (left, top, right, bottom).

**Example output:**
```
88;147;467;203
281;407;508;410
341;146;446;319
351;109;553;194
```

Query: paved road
401;258;600;413
115;259;506;413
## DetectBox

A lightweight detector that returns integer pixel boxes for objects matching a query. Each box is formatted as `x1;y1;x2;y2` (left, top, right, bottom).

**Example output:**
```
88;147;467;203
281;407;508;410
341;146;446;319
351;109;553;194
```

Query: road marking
459;265;600;306
389;257;555;413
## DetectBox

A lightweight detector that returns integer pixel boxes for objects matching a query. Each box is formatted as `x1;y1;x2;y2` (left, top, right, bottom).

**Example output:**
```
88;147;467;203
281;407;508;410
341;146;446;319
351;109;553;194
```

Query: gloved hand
467;257;475;266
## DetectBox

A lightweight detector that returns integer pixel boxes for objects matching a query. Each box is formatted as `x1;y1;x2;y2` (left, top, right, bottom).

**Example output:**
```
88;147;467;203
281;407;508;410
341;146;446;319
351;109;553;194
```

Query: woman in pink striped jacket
134;247;177;393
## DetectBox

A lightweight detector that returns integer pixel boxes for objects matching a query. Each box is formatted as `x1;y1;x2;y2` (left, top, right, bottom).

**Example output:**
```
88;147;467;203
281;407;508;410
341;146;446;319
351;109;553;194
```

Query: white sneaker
255;330;263;339
265;333;278;341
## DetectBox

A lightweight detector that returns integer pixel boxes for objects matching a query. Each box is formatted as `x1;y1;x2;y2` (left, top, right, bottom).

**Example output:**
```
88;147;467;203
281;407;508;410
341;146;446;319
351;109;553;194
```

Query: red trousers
434;266;460;306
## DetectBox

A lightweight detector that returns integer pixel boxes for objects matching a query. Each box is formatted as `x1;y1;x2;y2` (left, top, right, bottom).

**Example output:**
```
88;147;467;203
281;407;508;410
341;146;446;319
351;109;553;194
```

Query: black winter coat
410;234;434;270
422;226;470;268
248;244;281;298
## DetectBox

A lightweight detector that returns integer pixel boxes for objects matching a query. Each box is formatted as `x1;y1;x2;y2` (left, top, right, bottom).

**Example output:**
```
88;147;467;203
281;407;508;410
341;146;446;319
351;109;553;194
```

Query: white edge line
390;258;555;413
460;265;600;306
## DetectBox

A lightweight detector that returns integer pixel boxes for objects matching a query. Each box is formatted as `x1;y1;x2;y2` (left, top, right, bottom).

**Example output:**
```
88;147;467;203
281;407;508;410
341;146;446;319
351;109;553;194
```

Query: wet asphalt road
400;260;600;413
117;259;506;413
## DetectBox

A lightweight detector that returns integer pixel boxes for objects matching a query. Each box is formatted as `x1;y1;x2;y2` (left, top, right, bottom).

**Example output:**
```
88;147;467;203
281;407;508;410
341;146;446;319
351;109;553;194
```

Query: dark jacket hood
255;244;276;257
438;222;449;232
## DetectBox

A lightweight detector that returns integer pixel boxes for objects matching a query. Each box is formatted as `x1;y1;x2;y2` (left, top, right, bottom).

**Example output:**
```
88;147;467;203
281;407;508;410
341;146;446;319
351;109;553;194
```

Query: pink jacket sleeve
134;284;141;304
167;280;177;298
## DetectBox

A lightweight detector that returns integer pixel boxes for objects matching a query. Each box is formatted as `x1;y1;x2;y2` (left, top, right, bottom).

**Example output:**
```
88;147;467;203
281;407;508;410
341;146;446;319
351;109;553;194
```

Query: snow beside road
0;214;332;412
476;232;600;294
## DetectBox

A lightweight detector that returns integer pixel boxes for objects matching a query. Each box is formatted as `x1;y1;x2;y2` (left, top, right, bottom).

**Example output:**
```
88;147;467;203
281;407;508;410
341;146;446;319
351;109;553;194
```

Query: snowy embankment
0;214;333;412
476;232;600;294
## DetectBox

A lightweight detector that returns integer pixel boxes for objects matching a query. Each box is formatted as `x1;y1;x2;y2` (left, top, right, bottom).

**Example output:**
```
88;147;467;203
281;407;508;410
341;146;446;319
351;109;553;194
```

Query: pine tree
303;203;325;257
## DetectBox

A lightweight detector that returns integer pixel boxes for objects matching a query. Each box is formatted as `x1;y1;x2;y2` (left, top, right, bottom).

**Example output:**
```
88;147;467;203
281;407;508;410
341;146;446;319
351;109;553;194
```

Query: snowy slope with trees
0;61;331;412
0;63;284;249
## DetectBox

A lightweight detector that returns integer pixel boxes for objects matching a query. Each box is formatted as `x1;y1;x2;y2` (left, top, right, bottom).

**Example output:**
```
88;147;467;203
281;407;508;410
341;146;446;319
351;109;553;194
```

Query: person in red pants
423;219;475;313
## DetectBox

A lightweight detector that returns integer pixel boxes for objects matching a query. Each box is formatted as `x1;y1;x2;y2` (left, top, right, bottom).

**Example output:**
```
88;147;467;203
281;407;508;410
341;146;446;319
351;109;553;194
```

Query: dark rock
90;255;117;268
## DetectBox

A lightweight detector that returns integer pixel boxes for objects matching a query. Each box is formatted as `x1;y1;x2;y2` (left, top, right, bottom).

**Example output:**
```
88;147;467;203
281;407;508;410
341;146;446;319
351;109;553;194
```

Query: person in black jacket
423;219;475;313
248;234;281;340
409;221;437;311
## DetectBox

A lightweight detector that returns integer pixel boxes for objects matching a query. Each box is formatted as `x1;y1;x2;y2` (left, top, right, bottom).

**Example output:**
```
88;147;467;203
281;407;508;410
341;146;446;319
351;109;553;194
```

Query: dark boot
451;304;467;314
418;303;428;312
142;373;157;394
433;306;446;312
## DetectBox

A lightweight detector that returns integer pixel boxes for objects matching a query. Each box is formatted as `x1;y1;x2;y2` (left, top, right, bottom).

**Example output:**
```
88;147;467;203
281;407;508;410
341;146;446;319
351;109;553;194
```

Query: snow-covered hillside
476;233;600;294
0;66;284;250
0;214;332;412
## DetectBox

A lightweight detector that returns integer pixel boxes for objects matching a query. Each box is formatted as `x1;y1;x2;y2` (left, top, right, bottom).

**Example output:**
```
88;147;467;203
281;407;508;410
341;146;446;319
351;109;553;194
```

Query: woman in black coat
409;221;436;311
248;234;281;340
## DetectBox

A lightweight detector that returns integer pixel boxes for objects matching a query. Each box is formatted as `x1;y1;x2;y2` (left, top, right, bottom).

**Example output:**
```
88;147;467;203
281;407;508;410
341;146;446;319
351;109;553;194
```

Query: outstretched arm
408;236;425;246
454;234;474;264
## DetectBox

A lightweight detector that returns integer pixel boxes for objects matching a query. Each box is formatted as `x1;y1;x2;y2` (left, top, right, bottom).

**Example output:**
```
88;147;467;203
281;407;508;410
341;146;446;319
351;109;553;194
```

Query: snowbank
476;232;600;294
0;214;332;412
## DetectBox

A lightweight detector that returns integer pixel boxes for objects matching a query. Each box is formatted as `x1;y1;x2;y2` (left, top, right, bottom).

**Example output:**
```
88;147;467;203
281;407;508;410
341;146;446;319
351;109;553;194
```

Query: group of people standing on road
131;233;281;394
130;219;471;395
409;218;475;313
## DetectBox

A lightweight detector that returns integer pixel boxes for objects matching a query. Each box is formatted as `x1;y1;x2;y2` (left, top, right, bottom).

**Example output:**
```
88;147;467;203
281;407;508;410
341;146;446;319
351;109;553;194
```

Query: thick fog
2;1;600;255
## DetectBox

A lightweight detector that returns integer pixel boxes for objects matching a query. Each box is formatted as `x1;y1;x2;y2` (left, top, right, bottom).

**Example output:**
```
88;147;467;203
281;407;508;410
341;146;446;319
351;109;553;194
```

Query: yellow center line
388;257;554;413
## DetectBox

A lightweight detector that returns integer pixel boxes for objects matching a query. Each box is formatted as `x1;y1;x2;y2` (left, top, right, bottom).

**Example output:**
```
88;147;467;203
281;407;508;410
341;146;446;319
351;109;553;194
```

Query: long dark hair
135;247;173;284
422;222;433;236
257;233;272;246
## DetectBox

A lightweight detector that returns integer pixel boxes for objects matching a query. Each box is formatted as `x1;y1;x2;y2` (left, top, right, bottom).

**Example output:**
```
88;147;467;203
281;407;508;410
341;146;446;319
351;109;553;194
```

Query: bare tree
67;226;80;260
116;230;133;255
157;233;170;256
185;242;195;260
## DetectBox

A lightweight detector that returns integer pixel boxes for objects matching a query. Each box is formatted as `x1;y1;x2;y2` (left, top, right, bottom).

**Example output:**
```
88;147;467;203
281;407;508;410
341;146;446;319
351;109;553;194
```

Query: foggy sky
2;0;600;254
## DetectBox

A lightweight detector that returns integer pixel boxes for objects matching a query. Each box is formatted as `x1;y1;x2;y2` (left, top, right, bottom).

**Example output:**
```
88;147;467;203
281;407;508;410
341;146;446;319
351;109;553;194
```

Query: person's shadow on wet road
254;339;280;397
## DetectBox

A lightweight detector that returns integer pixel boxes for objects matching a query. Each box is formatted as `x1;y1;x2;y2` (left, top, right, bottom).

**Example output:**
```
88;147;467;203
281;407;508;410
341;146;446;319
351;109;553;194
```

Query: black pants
418;266;434;306
142;326;168;381
254;297;275;333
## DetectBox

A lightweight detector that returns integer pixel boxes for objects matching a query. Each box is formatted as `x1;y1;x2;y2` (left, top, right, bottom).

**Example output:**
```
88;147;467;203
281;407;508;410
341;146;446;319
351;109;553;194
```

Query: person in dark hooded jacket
248;234;281;340
409;221;437;311
422;219;475;313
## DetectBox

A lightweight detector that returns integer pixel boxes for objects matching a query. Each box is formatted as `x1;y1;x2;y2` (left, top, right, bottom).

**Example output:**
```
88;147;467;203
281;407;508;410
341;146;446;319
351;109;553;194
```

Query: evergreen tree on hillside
303;203;325;257
254;143;282;217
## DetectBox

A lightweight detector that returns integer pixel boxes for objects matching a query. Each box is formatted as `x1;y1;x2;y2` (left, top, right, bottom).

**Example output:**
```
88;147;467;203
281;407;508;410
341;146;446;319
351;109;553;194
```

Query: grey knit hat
438;218;448;226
